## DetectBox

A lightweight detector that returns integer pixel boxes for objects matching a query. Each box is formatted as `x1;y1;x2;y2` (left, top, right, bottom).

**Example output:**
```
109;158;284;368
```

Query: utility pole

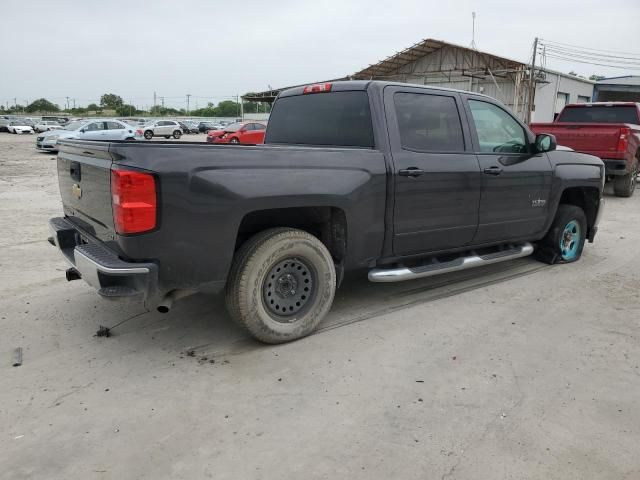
14;98;17;110
186;93;191;115
73;99;76;109
526;37;538;124
470;12;477;49
161;97;165;108
65;96;70;111
153;91;157;109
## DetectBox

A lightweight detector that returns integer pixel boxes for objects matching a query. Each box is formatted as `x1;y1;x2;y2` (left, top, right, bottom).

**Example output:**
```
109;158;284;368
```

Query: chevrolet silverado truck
49;81;605;343
531;102;640;197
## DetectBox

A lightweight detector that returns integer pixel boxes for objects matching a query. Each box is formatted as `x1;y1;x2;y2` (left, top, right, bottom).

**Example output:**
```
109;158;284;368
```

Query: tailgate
531;123;622;156
57;140;115;241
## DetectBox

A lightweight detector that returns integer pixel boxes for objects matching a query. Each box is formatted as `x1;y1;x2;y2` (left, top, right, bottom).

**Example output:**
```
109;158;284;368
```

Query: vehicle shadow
98;256;546;360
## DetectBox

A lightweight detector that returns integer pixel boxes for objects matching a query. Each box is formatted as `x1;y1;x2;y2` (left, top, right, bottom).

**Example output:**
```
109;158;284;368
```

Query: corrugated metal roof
351;38;525;79
597;76;640;86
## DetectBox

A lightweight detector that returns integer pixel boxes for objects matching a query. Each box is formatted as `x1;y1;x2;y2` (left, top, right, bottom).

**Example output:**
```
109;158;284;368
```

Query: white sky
1;0;638;109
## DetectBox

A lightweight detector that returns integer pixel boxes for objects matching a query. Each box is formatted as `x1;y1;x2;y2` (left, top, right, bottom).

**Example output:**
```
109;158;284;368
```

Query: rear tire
613;164;637;197
225;228;336;344
230;137;240;144
144;130;153;140
173;130;182;139
538;204;587;264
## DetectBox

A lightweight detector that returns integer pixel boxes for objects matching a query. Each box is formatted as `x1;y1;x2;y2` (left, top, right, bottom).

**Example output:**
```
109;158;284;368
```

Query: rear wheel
613;163;637;197
539;204;587;264
144;130;153;140
173;130;182;139
230;137;240;144
225;228;336;343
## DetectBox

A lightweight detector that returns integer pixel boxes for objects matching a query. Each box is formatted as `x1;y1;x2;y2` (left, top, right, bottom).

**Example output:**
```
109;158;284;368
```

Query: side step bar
368;242;534;283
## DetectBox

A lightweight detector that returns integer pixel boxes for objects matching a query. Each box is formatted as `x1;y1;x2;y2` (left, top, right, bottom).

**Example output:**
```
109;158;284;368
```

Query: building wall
373;45;594;123
531;71;595;122
382;45;529;119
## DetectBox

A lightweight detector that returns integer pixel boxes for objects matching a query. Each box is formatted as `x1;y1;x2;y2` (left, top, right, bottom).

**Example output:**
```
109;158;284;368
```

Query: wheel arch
557;186;600;240
235;206;348;268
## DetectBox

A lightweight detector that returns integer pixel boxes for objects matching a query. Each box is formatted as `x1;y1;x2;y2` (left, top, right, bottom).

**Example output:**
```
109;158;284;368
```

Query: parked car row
36;119;142;152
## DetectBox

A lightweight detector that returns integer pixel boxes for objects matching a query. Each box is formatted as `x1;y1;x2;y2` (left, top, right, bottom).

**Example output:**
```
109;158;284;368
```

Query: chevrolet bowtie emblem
72;183;82;199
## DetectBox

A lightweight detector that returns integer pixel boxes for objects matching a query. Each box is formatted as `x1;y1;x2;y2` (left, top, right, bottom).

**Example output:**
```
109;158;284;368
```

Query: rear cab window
557;105;640;124
265;91;374;148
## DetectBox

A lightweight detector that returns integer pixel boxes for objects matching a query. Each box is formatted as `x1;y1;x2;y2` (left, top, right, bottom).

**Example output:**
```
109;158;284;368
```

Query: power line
544;54;640;71
541;45;640;63
540;38;640;57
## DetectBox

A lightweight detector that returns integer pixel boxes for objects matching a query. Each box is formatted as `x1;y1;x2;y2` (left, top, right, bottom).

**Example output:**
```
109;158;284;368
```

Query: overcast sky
1;0;638;109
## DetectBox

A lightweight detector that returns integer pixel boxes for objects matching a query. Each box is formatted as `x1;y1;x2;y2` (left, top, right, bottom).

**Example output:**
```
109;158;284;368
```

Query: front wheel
539;204;587;264
173;130;182;139
225;228;336;344
144;130;153;140
229;137;240;144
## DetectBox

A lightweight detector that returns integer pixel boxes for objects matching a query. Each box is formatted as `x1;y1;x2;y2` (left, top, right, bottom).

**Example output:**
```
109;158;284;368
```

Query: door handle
483;166;503;176
399;167;425;177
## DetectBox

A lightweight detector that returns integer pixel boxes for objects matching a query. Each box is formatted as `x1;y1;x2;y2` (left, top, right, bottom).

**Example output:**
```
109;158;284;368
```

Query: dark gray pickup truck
49;81;605;343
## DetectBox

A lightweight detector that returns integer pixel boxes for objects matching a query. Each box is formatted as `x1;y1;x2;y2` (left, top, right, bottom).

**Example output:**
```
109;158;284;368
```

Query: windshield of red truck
557;105;639;124
265;91;374;147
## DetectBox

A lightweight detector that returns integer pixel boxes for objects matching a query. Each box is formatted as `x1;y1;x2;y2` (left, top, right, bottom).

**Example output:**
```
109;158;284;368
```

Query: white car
34;121;64;133
141;120;182;140
36;119;142;152
7;121;35;134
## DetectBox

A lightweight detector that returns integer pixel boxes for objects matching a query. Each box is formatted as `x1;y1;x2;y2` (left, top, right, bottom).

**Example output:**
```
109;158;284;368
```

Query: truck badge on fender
72;183;82;199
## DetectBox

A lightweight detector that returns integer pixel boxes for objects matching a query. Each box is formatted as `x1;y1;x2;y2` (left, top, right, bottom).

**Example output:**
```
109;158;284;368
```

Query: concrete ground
1;132;638;480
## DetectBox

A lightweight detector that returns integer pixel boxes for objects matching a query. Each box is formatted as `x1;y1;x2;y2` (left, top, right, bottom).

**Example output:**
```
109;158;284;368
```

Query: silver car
141;120;182;140
36;119;142;152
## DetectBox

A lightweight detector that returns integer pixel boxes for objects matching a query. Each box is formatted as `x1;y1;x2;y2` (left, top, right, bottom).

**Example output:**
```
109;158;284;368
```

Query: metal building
245;38;596;123
593;76;640;102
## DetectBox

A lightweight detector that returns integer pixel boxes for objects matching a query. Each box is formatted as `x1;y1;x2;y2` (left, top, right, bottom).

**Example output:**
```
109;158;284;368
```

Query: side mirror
79;129;85;133
535;133;556;153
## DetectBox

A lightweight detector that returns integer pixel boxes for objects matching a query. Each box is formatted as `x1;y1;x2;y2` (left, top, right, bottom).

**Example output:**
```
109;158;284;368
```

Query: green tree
100;93;124;109
115;103;140;116
87;103;102;112
25;98;59;113
216;100;240;117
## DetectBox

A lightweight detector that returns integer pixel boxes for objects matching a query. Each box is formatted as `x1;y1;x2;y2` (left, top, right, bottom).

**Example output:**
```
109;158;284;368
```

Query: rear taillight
111;169;157;234
617;127;630;153
136;129;143;135
303;83;332;94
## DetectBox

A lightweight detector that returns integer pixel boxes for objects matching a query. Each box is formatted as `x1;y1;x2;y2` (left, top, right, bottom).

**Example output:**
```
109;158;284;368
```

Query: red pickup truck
531;102;640;197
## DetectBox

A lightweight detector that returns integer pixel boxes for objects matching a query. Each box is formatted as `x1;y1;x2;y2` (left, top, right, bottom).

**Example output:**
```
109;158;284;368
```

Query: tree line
0;92;271;117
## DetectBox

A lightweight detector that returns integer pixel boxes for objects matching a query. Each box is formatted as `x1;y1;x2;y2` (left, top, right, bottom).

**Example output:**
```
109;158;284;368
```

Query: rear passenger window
107;122;124;130
86;122;105;131
394;93;465;152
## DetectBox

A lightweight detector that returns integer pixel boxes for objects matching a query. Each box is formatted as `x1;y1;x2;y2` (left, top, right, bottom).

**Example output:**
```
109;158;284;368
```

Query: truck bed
56;139;388;297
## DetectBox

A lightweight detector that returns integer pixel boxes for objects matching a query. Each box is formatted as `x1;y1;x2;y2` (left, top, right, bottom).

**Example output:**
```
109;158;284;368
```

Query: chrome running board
368;242;535;283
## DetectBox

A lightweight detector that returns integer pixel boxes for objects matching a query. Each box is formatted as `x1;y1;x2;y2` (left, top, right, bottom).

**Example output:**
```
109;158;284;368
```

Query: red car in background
207;121;267;144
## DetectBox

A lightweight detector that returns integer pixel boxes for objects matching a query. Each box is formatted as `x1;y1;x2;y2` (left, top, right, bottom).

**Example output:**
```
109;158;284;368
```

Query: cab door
385;86;481;255
463;97;553;243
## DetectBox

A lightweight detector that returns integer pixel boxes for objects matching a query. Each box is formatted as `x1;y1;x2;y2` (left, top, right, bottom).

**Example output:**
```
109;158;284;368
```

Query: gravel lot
1;132;639;479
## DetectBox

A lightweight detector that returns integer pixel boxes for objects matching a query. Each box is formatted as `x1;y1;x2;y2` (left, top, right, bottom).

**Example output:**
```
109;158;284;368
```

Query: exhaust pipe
65;267;81;281
157;289;196;313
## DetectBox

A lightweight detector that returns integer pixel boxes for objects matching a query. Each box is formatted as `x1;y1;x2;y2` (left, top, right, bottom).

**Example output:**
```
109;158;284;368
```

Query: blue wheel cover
560;220;581;260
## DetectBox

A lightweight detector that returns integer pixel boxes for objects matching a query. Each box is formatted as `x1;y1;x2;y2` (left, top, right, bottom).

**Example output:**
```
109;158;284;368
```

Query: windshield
557;105;639;124
224;123;242;132
64;121;86;131
10;121;26;125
